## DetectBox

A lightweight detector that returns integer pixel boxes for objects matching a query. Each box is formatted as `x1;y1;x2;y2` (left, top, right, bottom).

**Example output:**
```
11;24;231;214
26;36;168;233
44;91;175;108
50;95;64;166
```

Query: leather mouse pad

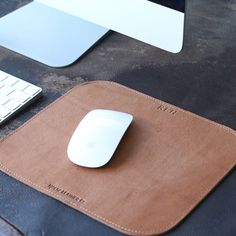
0;81;235;235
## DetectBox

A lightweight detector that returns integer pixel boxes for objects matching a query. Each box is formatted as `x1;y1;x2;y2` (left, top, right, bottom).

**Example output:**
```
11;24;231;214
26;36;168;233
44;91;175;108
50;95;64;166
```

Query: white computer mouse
67;109;133;168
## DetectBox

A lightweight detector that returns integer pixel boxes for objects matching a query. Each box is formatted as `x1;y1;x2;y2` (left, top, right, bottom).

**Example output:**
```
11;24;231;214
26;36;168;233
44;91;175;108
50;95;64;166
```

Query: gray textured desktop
0;0;236;235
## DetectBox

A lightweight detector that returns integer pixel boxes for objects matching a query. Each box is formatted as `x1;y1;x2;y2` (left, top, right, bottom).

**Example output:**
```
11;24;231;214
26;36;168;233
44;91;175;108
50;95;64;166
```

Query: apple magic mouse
67;109;133;168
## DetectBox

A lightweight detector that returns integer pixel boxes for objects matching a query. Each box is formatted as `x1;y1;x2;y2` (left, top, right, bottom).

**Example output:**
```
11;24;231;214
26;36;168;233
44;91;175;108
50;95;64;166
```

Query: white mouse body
67;109;133;168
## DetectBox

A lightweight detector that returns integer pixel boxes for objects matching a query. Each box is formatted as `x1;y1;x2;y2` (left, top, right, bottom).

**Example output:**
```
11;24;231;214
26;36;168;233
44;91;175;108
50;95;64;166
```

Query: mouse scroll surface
67;109;133;168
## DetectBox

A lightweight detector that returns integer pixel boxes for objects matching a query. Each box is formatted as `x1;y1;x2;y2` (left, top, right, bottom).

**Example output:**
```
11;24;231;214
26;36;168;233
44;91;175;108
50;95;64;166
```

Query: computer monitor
0;0;185;67
36;0;185;53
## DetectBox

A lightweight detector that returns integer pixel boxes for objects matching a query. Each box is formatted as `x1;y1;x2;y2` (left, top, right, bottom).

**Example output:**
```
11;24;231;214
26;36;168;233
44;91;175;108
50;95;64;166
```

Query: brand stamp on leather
48;184;86;203
157;104;177;115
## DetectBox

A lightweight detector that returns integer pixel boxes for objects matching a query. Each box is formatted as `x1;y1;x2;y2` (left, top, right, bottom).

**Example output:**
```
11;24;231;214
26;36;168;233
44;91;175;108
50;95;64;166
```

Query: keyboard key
0;94;10;105
23;84;41;96
0;85;14;95
4;99;21;110
13;80;29;91
3;75;18;86
0;71;8;81
9;90;30;103
0;105;11;118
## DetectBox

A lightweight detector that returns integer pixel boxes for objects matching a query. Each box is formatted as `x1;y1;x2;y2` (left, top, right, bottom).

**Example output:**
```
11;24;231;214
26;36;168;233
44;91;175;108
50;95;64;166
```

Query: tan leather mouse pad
0;81;235;235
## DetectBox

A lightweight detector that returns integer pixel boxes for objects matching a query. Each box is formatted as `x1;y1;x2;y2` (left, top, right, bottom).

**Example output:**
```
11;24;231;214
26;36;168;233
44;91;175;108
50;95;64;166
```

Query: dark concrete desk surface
0;0;235;235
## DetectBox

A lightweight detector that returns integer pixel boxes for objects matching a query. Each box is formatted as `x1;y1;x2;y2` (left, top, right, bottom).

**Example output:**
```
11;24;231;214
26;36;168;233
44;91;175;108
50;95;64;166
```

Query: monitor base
0;2;109;67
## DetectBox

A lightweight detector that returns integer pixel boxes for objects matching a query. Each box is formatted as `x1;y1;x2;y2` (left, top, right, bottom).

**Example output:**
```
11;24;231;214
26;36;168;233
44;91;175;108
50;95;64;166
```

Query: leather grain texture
0;81;235;235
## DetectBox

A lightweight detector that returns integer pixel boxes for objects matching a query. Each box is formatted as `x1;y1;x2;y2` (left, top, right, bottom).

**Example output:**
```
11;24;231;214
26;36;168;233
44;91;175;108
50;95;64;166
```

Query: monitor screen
148;0;185;13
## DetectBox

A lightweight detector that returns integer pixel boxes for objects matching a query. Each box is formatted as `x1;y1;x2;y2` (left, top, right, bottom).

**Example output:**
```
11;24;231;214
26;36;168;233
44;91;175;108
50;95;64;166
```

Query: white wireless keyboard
0;70;42;125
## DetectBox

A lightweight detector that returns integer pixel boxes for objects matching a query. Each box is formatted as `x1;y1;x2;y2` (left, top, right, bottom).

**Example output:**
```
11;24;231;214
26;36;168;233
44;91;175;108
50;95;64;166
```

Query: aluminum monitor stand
0;1;109;67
